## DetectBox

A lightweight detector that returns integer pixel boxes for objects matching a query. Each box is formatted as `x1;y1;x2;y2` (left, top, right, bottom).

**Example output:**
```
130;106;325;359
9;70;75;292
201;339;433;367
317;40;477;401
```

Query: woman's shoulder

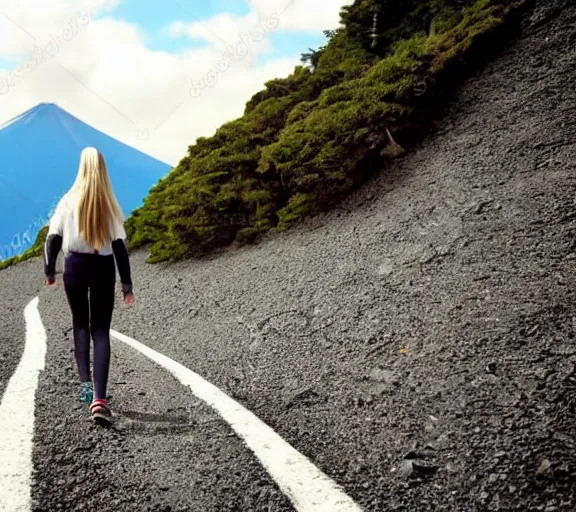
109;213;127;240
56;189;79;210
49;190;78;224
54;189;70;206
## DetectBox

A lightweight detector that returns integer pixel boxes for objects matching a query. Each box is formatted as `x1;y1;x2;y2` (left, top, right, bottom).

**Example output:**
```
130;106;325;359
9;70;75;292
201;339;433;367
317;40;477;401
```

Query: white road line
111;329;364;512
0;298;47;512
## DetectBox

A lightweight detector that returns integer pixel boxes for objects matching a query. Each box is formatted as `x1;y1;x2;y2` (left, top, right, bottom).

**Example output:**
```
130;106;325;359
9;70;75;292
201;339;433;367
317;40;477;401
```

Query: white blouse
47;189;127;257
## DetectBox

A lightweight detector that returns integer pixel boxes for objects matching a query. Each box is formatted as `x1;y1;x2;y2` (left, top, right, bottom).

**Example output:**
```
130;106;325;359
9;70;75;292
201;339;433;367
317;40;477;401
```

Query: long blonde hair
73;147;123;251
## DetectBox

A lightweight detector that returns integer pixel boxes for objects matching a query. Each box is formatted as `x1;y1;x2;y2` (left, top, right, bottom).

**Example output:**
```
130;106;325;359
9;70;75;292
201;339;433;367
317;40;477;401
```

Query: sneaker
80;381;94;404
90;399;113;425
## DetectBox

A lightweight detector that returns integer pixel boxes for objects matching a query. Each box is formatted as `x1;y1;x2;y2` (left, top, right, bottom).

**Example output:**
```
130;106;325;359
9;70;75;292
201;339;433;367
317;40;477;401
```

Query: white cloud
0;0;118;59
248;0;353;31
168;11;262;47
0;0;350;167
168;0;353;45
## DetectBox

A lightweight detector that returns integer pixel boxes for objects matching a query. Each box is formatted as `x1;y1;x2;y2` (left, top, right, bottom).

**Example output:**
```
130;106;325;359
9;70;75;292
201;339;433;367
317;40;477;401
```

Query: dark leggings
63;252;115;400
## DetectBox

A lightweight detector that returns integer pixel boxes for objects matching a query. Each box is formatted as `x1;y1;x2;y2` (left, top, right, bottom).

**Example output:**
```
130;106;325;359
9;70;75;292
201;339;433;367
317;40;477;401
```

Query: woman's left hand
45;277;58;288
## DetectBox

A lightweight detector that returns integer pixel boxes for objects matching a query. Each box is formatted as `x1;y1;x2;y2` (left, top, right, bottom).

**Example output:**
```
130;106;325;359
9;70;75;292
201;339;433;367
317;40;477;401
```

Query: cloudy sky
0;0;352;166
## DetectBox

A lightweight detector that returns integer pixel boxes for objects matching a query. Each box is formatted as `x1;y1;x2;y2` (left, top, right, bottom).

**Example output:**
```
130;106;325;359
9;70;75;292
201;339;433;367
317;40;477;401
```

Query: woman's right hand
124;291;135;306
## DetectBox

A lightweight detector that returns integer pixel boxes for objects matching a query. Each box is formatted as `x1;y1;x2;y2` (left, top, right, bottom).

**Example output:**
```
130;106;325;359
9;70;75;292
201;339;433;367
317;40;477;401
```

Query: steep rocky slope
112;1;576;509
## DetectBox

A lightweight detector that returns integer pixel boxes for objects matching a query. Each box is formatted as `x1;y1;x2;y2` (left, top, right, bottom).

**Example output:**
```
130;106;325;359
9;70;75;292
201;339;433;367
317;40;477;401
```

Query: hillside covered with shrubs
0;226;48;270
126;0;526;262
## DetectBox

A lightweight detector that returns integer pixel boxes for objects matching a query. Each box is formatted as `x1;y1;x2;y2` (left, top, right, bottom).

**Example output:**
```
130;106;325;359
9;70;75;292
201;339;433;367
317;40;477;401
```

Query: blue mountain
0;103;170;260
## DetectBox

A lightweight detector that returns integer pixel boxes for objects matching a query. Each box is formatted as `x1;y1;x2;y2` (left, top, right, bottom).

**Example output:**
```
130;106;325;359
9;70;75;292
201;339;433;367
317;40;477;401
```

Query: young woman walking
44;147;135;425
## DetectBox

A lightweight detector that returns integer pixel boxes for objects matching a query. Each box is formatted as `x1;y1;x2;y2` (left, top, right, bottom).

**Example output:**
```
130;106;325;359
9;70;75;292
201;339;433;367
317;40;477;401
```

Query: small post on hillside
371;4;378;49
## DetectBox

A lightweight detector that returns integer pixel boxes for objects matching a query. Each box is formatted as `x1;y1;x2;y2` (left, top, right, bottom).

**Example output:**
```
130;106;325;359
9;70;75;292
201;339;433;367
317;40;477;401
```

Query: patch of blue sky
106;0;250;53
0;56;23;72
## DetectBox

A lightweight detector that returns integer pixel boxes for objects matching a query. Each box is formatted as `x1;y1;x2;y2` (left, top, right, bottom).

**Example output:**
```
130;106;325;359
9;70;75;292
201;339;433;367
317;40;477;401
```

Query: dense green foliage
105;2;531;262
0;226;48;270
